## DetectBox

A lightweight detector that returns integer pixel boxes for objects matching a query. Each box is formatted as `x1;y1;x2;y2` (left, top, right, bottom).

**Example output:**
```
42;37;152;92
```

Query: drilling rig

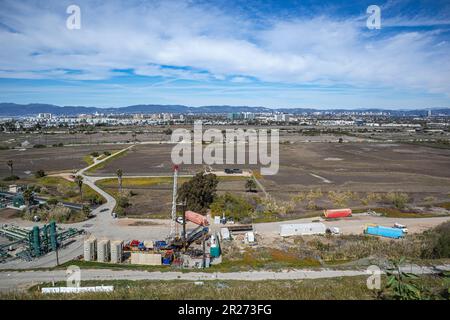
169;165;179;240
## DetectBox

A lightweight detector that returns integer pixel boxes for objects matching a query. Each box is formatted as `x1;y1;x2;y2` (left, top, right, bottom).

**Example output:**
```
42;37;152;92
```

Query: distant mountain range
0;103;449;117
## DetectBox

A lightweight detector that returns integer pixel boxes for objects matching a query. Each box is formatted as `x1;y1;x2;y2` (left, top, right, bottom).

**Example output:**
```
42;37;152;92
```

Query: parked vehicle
393;223;408;233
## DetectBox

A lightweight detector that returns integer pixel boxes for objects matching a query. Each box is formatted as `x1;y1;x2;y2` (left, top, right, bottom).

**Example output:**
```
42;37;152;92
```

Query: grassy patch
85;149;129;174
436;202;450;210
36;176;105;205
371;207;431;218
3;275;448;300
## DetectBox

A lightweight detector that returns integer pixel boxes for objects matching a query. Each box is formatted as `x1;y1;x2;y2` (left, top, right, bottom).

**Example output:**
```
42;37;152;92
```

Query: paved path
1;264;449;292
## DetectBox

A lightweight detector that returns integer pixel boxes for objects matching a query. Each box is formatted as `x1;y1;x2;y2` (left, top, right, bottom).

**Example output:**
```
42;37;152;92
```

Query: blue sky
0;0;450;109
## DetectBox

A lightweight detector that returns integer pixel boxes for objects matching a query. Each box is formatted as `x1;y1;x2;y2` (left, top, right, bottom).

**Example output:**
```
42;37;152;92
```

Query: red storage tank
185;211;209;226
324;208;352;218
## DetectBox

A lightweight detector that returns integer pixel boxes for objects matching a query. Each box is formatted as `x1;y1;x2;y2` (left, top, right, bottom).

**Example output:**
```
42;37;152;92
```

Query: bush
85;194;105;205
422;222;450;259
210;193;254;221
385;192;409;209
47;198;59;205
3;175;19;181
35;169;46;178
103;151;111;156
33;144;46;148
52;143;63;147
90;151;99;157
117;196;130;208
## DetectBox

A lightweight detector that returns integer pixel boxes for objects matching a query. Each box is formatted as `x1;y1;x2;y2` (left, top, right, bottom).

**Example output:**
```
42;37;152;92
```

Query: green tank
32;226;41;256
49;221;58;251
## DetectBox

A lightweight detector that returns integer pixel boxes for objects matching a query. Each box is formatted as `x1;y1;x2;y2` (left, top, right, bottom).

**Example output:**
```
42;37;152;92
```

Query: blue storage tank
365;225;404;239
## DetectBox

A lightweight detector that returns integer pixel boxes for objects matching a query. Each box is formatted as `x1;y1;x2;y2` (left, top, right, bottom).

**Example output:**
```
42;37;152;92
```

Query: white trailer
280;223;326;237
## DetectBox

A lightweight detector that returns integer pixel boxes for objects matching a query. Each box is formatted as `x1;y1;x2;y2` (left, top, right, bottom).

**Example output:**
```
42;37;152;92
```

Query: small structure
280;223;326;237
220;227;230;240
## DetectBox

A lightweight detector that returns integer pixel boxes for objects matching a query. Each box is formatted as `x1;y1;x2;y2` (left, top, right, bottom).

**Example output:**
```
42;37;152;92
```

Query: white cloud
0;0;449;97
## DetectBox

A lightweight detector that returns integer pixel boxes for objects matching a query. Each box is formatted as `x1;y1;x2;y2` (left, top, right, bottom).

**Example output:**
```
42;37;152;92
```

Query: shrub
385;192;409;209
33;144;46;148
90;151;99;157
47;198;59;205
117;196;130;208
210;193;254;221
3;175;19;181
35;169;46;178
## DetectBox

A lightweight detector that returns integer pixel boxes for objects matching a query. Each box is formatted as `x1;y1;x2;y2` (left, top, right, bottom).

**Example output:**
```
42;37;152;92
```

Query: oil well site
0;122;448;281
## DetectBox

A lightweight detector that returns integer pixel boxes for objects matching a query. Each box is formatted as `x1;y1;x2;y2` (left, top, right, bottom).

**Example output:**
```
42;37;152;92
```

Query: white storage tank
97;239;110;262
83;236;97;261
280;223;326;237
110;240;123;263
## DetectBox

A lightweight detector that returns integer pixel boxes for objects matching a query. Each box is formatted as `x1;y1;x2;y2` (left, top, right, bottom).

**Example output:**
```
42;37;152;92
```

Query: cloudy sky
0;0;450;109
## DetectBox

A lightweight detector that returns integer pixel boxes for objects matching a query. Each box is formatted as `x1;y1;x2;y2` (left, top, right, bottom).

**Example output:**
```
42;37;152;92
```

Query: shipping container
280;223;326;237
185;211;209;226
365;225;404;239
324;208;352;218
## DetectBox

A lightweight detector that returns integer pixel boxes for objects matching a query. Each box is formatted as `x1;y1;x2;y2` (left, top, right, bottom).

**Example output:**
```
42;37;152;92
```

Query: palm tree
74;175;84;201
116;169;123;192
132;132;137;144
6;160;13;177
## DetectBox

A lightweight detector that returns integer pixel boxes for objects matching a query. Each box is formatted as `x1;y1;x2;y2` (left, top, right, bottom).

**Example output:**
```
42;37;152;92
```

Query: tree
6;160;13;177
23;188;33;212
74;175;84;201
245;178;257;193
177;172;218;213
116;169;123;192
82;205;91;218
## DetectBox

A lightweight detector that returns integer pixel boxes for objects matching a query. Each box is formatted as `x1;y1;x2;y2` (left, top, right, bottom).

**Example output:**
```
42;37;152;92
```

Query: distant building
37;113;52;119
227;112;242;121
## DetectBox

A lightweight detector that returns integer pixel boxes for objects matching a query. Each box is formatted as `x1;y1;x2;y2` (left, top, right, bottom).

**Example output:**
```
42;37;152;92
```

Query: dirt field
91;143;260;176
96;176;248;217
0;144;127;178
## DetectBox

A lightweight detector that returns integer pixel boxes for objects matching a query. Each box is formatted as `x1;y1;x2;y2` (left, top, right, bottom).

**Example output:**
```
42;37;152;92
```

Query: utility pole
55;245;59;266
202;233;206;269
